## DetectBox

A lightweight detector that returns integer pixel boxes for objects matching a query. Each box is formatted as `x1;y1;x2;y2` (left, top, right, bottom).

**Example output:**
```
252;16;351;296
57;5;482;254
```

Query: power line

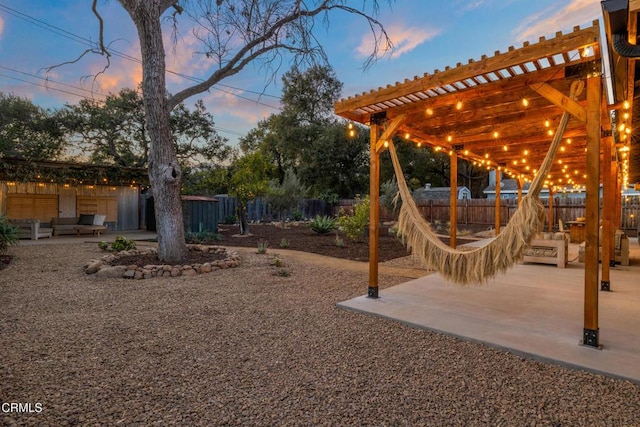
0;68;248;139
0;65;106;99
0;2;283;110
0;72;100;101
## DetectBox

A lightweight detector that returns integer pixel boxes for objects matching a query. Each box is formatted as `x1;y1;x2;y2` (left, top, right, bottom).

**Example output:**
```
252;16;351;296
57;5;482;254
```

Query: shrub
291;210;303;221
279;238;290;248
310;215;335;234
185;231;224;244
337;195;369;241
224;215;237;225
334;234;345;248
274;268;291;277
111;236;137;252
0;215;19;254
257;239;268;254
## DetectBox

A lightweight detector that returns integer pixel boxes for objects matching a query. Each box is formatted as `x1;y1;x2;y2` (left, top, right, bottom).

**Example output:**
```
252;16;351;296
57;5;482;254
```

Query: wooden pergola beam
375;114;407;153
529;83;587;123
335;25;599;115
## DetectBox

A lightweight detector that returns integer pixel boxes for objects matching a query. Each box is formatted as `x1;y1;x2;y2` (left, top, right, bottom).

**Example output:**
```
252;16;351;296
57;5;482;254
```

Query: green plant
291;210;303;221
337;195;370;241
257;239;268;254
272;256;284;267
279;238;290;248
380;178;400;215
111;236;137;252
224;215;236;224
310;215;335;234
0;215;19;254
185;230;224;244
98;241;110;251
334;234;345;248
274;268;291;277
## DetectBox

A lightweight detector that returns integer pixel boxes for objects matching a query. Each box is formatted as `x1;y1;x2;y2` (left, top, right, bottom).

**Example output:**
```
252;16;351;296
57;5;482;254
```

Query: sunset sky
0;1;602;146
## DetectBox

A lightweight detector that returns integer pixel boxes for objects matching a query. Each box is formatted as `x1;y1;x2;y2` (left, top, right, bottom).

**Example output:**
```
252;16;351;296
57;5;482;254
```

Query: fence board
212;195;639;237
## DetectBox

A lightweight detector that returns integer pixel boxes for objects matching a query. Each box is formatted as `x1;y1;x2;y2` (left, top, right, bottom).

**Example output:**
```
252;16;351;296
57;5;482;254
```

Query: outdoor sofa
522;232;568;268
8;219;53;240
51;214;107;237
578;229;630;266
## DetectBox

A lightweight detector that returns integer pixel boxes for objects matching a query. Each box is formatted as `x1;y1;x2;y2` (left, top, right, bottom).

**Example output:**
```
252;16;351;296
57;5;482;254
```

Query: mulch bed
217;223;411;262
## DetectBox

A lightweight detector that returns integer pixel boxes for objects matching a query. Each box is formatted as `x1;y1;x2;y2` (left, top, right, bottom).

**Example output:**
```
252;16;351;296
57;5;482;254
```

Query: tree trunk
238;201;250;235
123;1;187;263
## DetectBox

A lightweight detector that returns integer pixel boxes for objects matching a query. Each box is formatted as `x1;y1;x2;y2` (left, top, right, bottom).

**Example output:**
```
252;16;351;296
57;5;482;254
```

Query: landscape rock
84;260;104;274
95;265;128;278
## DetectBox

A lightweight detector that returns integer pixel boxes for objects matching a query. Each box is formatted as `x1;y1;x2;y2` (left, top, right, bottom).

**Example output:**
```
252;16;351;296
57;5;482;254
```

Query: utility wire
0;70;248;138
0;2;282;110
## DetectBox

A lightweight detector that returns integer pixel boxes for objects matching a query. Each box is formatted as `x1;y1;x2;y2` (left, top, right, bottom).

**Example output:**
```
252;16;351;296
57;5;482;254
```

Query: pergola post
516;177;523;205
582;74;601;348
450;151;458;248
601;129;615;292
368;123;380;298
615;164;622;230
494;169;500;235
548;189;555;233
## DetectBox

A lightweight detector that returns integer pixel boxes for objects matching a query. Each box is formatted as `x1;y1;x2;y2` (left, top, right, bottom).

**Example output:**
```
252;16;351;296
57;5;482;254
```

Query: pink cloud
513;0;601;43
355;24;440;60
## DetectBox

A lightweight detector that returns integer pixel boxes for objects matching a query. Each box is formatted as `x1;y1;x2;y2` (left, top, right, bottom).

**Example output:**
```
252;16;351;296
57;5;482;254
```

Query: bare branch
167;0;392;109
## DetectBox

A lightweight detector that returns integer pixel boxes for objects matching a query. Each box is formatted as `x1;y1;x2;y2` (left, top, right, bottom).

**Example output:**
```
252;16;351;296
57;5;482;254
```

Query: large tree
94;0;391;262
0;93;67;160
62;88;230;168
240;64;345;185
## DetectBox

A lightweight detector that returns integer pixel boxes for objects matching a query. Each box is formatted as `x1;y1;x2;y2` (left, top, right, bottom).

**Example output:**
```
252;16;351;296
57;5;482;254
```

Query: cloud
513;0;601;43
355;24;440;60
0;15;4;39
458;0;488;13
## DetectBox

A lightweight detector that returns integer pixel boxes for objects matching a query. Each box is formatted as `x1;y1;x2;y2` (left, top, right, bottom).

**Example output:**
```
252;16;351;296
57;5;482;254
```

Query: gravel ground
1;243;639;426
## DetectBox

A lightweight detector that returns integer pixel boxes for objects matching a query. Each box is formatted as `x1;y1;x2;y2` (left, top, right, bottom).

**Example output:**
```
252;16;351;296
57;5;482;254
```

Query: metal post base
581;328;601;349
367;287;379;299
600;281;611;292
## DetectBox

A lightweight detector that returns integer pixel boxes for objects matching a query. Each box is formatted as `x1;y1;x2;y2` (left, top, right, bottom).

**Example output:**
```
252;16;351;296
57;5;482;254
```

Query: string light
347;122;356;138
522;98;529;107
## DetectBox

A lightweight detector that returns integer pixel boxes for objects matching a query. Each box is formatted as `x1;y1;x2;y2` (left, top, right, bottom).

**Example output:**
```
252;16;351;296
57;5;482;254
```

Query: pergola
335;17;635;349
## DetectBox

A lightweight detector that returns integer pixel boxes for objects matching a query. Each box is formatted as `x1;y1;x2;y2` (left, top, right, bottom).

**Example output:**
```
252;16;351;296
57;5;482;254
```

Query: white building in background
414;183;472;200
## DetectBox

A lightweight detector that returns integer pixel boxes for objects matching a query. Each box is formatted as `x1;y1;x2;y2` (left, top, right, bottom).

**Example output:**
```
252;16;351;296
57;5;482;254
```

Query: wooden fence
215;195;332;224
213;195;639;236
411;197;639;236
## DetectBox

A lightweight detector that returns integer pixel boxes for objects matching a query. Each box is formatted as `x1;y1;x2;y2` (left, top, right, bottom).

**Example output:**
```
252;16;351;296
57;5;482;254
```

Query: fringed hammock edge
387;81;583;285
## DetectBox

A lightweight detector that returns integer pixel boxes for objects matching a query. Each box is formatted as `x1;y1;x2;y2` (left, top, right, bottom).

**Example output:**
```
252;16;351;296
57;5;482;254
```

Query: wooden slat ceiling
335;21;612;191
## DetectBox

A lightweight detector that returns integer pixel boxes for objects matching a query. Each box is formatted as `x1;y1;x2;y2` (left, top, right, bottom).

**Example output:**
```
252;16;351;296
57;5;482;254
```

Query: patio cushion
78;214;94;225
93;214;106;226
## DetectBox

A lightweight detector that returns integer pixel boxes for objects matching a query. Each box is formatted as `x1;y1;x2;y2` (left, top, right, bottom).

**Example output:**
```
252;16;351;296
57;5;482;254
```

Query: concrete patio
339;238;640;384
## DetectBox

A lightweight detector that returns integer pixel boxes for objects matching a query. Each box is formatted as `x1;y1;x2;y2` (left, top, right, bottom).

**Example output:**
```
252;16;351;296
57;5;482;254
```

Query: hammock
388;81;583;285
